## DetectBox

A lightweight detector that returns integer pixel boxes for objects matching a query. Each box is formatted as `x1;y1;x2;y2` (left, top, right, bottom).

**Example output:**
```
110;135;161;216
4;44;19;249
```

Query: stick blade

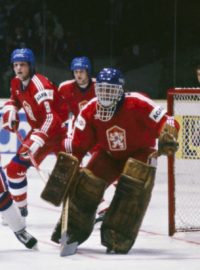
60;232;78;257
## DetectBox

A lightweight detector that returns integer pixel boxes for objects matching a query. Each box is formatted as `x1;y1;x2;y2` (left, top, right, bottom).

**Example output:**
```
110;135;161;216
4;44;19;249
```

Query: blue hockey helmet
70;56;91;74
10;48;35;67
95;68;125;121
96;67;125;86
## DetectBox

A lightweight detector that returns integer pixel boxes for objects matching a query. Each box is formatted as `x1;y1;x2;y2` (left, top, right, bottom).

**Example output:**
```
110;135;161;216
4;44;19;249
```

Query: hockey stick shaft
60;113;78;256
61;113;72;235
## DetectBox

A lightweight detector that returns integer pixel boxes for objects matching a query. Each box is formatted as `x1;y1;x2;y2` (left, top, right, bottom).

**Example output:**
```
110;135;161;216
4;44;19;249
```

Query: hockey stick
15;130;47;184
60;113;78;256
60;196;78;256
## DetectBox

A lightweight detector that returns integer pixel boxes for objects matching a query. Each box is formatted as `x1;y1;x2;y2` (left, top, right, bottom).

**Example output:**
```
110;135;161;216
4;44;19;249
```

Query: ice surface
1;154;200;270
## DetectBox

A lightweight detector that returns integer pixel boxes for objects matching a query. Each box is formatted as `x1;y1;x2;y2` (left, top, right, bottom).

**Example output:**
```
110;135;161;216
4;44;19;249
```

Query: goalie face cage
167;88;200;236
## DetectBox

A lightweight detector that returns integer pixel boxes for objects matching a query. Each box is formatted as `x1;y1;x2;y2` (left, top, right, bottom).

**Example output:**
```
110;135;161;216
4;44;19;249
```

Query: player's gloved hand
19;140;41;160
158;122;179;156
19;130;48;160
2;105;19;132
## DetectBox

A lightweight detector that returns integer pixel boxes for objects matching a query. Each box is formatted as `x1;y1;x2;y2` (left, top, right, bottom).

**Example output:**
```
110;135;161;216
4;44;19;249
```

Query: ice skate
14;228;38;249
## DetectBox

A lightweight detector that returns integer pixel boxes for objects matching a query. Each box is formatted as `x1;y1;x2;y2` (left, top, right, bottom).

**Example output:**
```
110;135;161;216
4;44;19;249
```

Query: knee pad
101;158;156;254
6;156;29;179
6;156;28;205
67;168;107;245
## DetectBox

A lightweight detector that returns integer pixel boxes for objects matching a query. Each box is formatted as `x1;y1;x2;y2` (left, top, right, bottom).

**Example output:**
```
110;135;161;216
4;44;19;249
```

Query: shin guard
101;158;156;254
66;169;107;245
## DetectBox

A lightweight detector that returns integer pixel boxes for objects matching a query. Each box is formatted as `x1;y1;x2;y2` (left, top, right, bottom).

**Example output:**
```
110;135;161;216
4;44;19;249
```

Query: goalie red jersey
69;92;171;161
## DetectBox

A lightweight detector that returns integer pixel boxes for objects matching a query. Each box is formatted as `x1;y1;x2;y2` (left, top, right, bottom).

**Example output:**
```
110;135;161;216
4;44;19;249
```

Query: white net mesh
173;91;200;232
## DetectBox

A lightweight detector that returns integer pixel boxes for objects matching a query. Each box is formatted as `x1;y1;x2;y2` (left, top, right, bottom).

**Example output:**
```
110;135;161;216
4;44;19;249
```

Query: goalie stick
60;197;78;256
60;113;78;257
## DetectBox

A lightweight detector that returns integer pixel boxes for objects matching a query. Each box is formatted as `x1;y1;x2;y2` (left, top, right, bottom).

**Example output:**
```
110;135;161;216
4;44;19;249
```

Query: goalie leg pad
66;168;107;245
51;215;62;244
101;158;156;254
41;152;79;206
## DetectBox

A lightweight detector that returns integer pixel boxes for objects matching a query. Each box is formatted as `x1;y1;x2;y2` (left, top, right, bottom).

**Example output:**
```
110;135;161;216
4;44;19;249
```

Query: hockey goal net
167;88;200;236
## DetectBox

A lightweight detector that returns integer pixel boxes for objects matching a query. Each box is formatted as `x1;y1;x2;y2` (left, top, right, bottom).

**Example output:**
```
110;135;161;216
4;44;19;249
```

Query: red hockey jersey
7;73;68;137
69;92;175;160
58;78;96;117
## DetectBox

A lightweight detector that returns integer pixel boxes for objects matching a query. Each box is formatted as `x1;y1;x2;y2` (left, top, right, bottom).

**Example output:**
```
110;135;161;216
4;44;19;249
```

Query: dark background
1;0;200;98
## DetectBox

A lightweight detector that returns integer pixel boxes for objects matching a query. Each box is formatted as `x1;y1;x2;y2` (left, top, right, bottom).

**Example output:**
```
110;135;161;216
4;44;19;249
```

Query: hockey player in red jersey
2;48;68;217
58;56;96;141
58;57;108;223
68;67;179;163
42;67;179;255
58;56;95;119
0;160;37;249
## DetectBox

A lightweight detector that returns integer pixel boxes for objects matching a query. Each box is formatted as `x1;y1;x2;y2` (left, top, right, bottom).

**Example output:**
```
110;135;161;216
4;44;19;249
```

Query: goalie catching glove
158;119;179;156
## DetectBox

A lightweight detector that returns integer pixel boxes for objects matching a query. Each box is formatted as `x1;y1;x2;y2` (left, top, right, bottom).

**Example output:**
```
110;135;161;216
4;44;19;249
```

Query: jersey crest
22;101;37;121
106;125;126;151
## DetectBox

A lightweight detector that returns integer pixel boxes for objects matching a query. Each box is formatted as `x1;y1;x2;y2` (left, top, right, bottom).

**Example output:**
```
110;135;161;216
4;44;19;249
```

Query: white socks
1;203;25;232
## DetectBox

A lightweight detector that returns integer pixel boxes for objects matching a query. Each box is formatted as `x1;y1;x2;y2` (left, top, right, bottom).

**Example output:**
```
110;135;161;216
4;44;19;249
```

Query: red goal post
167;88;200;236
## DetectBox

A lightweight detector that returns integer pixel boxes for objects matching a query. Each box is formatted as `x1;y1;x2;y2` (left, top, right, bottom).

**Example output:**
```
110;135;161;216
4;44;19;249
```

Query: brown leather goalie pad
101;158;156;254
66;168;107;245
41;152;79;206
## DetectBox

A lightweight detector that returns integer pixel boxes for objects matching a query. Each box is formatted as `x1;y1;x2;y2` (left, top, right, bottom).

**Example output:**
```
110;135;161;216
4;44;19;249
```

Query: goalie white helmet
95;68;125;121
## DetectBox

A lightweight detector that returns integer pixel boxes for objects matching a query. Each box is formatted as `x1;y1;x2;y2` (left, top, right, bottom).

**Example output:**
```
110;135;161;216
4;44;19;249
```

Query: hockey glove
158;122;179;156
19;130;48;160
2;104;19;132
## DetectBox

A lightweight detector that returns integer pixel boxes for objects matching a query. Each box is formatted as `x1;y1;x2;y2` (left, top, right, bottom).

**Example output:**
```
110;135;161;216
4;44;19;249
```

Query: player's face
74;69;89;87
13;62;30;81
95;83;123;107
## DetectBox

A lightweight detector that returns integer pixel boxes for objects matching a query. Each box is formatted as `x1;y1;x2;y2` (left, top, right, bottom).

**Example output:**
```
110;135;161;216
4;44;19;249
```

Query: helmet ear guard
95;68;125;122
